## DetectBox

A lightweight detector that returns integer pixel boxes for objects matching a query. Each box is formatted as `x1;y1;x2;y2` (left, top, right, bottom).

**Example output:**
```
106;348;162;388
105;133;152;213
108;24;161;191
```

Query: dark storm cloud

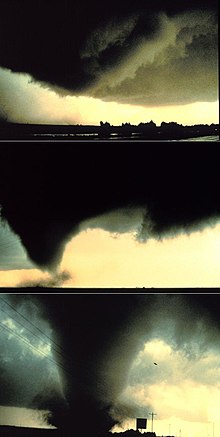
0;0;217;108
0;143;220;269
80;208;150;236
5;293;218;433
91;13;218;106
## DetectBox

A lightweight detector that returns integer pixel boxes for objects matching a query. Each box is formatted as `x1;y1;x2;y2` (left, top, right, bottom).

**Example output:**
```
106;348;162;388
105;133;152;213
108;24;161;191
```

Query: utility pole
148;412;157;433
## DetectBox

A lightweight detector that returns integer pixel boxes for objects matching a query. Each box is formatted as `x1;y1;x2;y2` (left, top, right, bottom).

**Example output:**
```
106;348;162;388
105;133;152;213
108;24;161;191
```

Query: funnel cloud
0;144;220;270
0;294;220;433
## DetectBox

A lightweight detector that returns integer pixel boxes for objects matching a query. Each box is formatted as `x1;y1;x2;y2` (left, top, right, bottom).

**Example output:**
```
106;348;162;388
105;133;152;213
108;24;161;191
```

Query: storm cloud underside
0;0;218;118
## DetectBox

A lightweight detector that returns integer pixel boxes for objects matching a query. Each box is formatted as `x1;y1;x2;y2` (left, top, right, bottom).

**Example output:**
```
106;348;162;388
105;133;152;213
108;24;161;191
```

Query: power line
0;296;69;358
0;315;73;378
0;304;67;362
0;296;79;380
0;320;59;365
148;412;157;433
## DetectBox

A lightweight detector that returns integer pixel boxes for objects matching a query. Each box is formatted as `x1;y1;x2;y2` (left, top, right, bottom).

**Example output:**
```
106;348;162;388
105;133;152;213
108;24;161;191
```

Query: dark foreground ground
0;121;219;140
0;428;160;437
0;427;59;437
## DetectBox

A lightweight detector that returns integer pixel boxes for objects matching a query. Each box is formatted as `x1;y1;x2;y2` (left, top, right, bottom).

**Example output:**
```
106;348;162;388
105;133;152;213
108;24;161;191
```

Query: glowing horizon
1;219;220;287
0;68;218;128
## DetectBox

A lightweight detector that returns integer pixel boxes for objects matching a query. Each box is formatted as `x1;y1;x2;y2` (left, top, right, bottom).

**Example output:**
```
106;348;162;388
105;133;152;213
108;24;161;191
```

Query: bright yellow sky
112;338;220;437
1;67;219;126
1;221;220;287
60;224;220;287
45;96;219;127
